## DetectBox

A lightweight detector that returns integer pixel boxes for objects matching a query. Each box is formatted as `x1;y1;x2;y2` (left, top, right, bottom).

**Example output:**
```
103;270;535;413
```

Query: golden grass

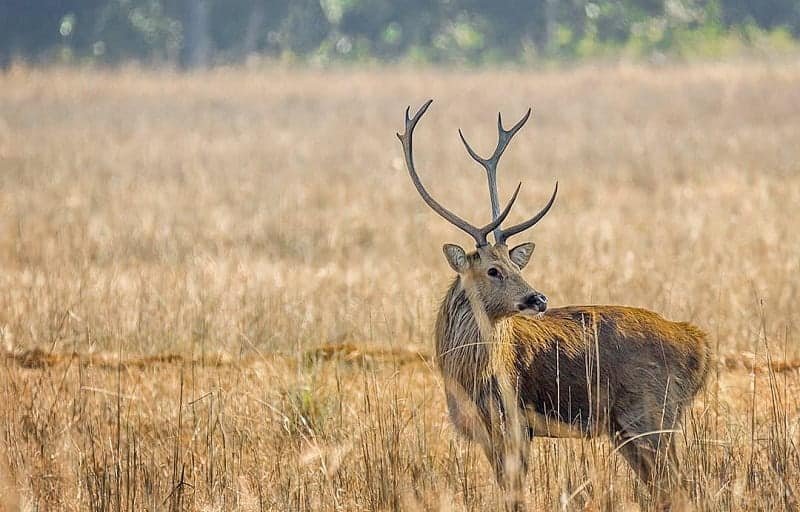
0;61;799;510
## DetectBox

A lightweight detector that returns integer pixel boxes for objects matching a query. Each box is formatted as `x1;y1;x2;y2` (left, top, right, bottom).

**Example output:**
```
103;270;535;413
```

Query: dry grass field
1;61;800;510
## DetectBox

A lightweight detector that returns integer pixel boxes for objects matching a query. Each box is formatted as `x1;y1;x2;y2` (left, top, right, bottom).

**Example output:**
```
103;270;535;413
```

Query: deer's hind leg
613;402;686;510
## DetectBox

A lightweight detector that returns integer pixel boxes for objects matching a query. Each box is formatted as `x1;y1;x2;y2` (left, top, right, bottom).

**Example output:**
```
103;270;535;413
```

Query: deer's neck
435;277;514;391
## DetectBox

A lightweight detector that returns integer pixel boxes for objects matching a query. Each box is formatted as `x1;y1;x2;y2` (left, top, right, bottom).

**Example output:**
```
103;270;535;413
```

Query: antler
459;109;558;245
494;181;558;245
397;100;521;248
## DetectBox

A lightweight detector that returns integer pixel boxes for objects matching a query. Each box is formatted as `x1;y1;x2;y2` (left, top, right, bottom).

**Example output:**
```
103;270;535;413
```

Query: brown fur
435;244;710;510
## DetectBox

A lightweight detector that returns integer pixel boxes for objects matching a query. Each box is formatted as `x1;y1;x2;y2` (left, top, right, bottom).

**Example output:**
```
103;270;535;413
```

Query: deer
397;100;710;510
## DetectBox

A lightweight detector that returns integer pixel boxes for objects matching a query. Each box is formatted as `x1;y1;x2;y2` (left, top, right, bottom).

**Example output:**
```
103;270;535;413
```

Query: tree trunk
241;1;266;58
180;0;211;69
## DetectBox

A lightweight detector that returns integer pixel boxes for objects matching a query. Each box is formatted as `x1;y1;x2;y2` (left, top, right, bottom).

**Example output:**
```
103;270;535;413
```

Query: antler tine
398;100;520;247
495;181;558;245
458;108;532;240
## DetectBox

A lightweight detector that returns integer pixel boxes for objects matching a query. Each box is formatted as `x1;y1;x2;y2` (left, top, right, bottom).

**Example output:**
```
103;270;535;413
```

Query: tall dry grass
0;61;799;510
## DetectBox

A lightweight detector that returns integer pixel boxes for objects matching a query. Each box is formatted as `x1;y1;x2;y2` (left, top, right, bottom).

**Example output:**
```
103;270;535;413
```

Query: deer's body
438;275;709;444
397;100;709;509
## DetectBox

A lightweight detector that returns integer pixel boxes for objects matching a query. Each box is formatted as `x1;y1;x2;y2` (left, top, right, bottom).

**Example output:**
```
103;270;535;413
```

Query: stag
397;100;709;510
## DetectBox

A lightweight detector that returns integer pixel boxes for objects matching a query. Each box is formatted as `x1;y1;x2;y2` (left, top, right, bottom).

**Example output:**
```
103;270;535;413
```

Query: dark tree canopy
0;0;798;68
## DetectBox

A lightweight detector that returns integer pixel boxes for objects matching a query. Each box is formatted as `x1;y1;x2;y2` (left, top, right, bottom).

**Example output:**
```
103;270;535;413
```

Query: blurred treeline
1;0;799;68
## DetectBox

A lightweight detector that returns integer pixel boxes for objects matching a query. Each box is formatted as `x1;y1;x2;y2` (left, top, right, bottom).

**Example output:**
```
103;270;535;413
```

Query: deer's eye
487;267;503;279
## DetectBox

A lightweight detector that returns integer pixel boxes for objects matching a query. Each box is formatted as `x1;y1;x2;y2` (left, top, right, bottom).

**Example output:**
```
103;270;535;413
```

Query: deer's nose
521;292;548;312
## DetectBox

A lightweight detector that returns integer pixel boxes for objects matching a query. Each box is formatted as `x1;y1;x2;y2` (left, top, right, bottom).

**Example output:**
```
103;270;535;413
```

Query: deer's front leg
476;378;530;511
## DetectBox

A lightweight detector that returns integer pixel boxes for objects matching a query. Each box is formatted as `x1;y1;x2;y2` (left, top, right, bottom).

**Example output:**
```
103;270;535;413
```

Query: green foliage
0;0;799;67
90;0;183;62
281;385;334;438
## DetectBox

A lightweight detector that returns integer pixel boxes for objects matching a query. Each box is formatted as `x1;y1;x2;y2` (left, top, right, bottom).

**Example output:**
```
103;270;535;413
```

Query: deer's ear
509;242;535;269
443;244;468;273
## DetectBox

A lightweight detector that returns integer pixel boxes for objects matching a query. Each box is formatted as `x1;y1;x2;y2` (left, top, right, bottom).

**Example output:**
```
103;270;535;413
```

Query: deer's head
397;100;556;321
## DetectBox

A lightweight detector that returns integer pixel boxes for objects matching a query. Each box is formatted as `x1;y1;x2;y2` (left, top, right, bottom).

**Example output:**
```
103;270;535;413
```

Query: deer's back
510;305;709;432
